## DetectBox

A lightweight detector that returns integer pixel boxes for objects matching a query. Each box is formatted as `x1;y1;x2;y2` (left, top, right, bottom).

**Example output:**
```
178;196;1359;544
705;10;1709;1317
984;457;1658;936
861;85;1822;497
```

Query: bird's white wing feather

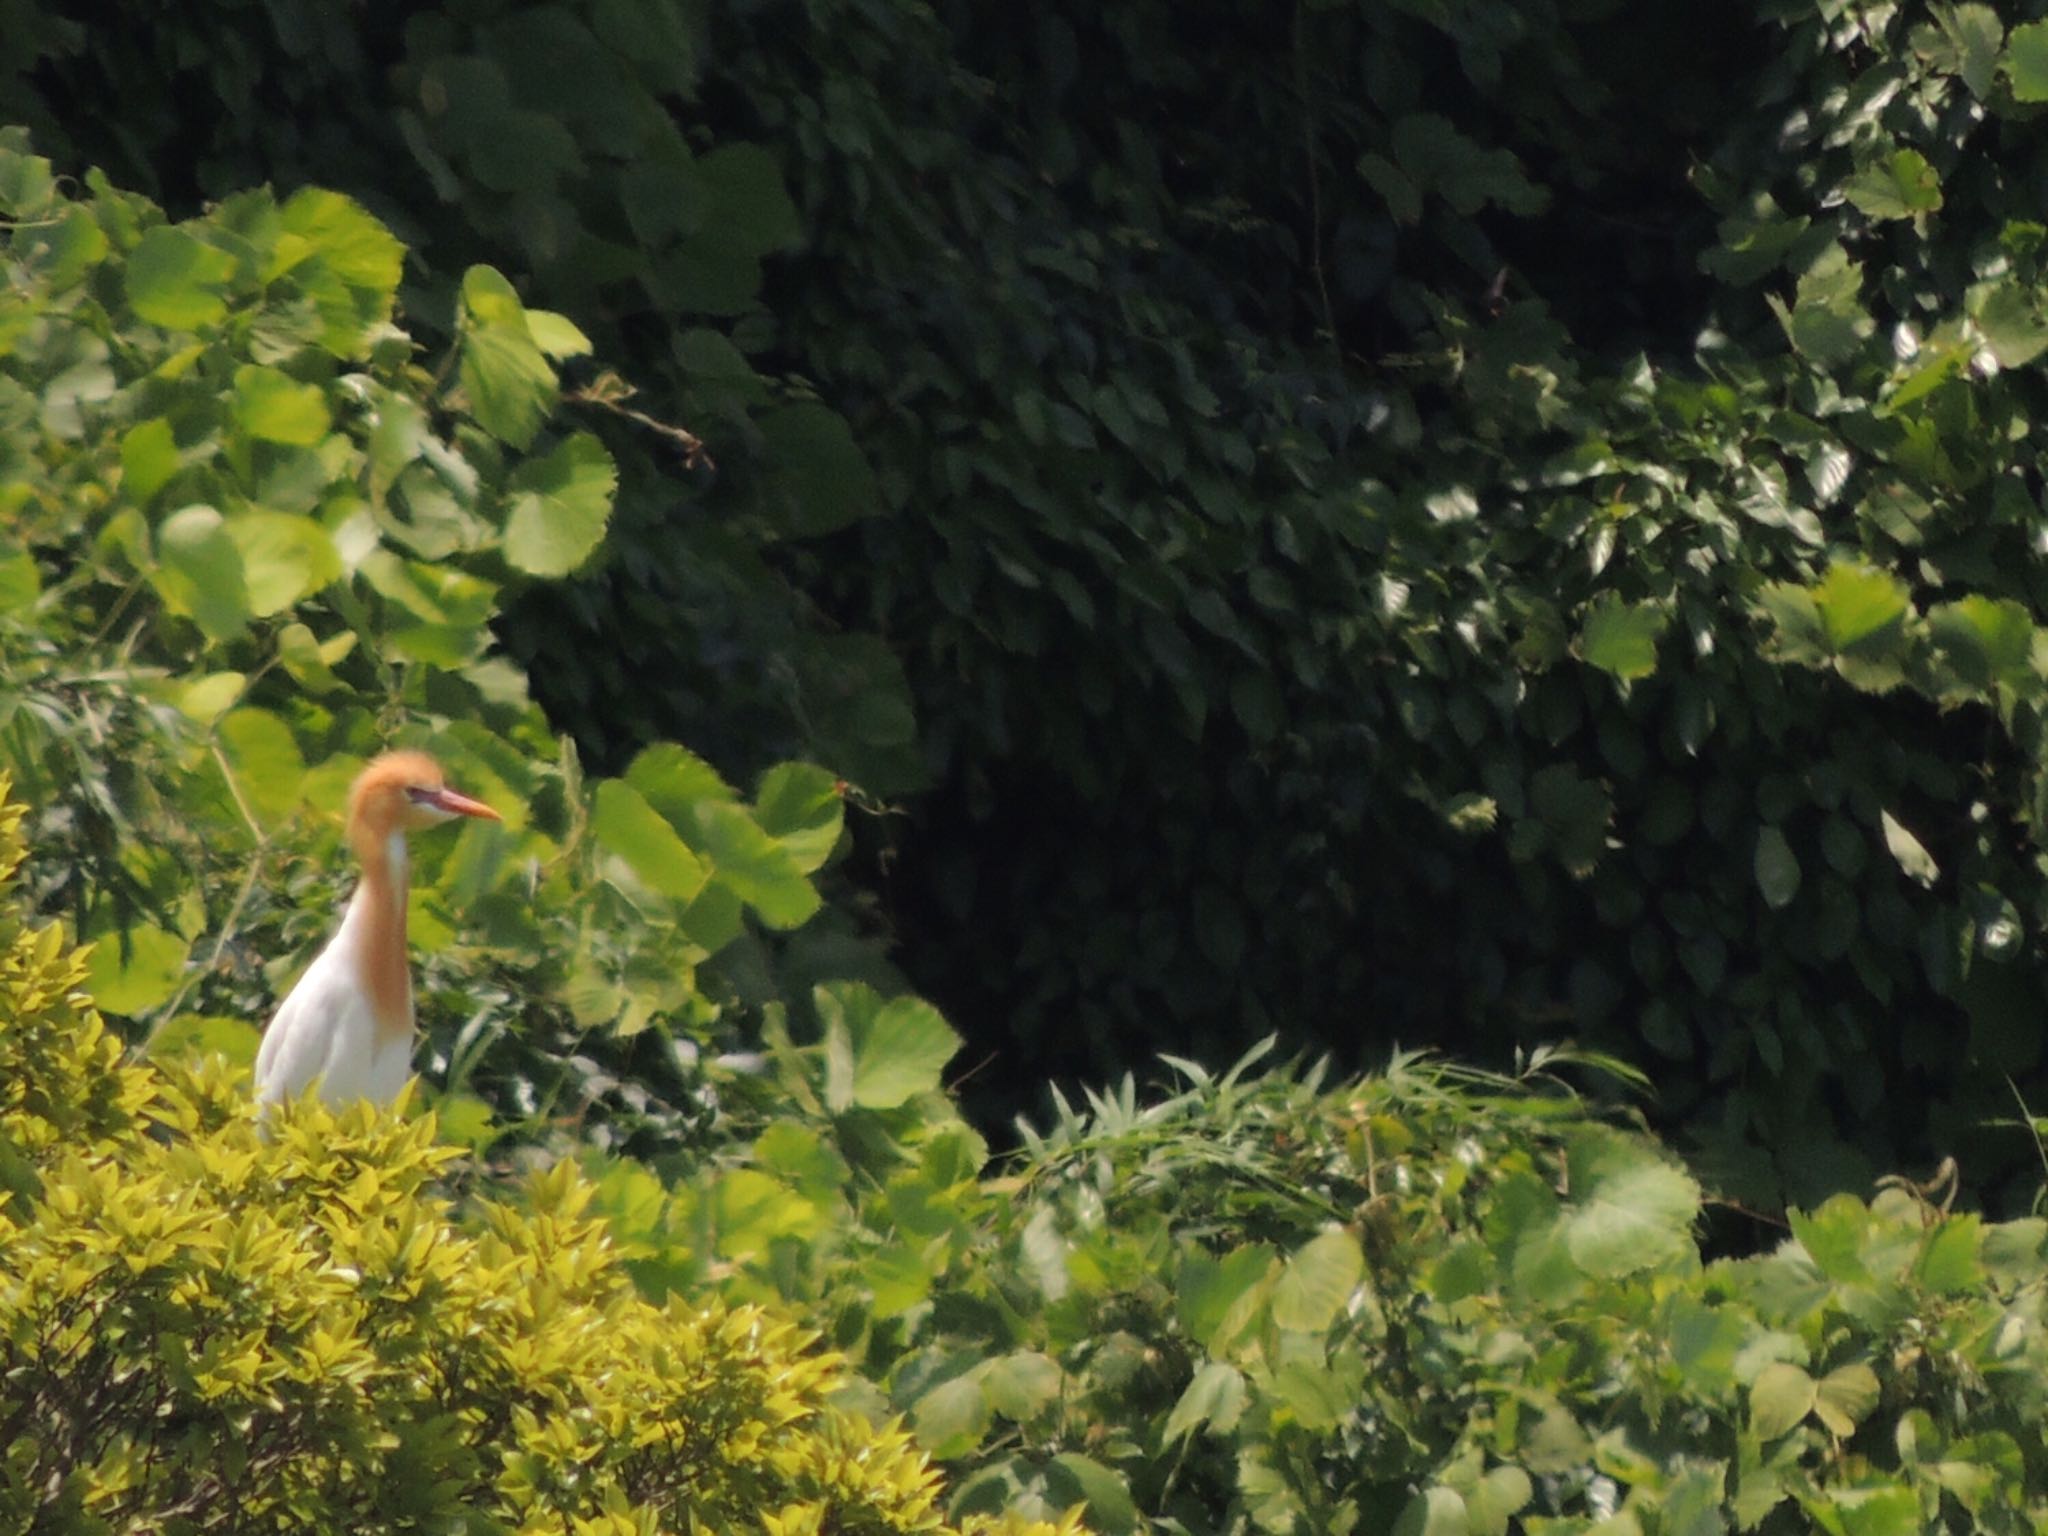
253;940;406;1107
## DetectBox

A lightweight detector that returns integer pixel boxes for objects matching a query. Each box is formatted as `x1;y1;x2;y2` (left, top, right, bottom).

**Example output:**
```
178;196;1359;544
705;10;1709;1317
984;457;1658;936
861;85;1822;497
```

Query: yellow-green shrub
0;778;1084;1536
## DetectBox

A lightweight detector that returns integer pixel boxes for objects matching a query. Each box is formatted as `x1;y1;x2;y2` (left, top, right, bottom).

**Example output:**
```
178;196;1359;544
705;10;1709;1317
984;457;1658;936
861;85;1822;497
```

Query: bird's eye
405;786;438;804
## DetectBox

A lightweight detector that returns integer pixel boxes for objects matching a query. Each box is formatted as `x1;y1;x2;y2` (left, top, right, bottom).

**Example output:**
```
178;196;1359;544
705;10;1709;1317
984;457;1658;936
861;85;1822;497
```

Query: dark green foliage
20;2;2048;1203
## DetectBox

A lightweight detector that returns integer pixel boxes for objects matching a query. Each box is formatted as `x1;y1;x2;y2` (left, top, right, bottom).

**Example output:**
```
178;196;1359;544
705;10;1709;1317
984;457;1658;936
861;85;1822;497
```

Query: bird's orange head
347;750;501;848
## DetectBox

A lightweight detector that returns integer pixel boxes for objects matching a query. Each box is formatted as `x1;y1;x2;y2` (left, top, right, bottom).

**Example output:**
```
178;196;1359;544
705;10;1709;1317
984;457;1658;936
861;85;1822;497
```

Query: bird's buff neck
349;828;413;1042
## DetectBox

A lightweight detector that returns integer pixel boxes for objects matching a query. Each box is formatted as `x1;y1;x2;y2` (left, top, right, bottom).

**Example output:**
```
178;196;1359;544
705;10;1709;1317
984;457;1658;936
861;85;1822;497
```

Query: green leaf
153;505;250;642
2006;19;2048;101
1178;1243;1275;1350
502;433;617;576
1812;562;1910;651
1392;1487;1470;1536
592;779;711;902
1914;1215;1983;1293
1162;1361;1247;1443
1880;810;1939;887
119;418;180;506
226;512;341;615
1270;1228;1365;1333
1826;1485;1922;1536
84;923;189;1015
216;708;305;827
695;142;801;256
232;364;330;445
1465;1466;1533;1536
752;764;843;873
1812;1362;1880;1436
1927;596;2034;694
126;226;236;329
911;1373;990;1460
982;1352;1063;1422
1755;826;1802;910
278;187;403;295
1750;1361;1817;1440
1561;1140;1700;1277
174;672;244;724
687;801;820;929
525;308;592;358
760;403;880;536
0;551;40;614
1933;4;2003;97
845;991;960;1110
1842;148;1943;221
1579;593;1668;681
145;1013;261;1069
458;264;556;448
1048;1454;1138;1536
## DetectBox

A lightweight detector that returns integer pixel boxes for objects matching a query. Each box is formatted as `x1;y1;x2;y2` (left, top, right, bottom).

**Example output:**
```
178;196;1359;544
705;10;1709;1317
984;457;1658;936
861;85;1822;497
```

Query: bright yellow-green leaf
126;226;236;329
153;505;250;642
1270;1227;1365;1334
84;923;189;1015
591;779;710;903
233;364;331;445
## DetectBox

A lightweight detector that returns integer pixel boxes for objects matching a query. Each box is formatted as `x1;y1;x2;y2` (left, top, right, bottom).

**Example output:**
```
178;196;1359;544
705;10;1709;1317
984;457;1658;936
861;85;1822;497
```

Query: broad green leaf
277;187;403;295
1932;4;2002;97
1813;1362;1880;1436
502;432;616;576
84;923;189;1015
1880;810;1939;886
457;264;555;448
126;226;235;328
1178;1243;1276;1350
174;672;244;723
1812;563;1910;651
687;801;820;929
1755;826;1801;910
0;551;39;613
2006;19;2048;100
695;142;801;256
1270;1227;1365;1333
1047;1454;1138;1536
761;403;880;536
119;417;179;506
1392;1487;1469;1536
625;742;737;821
232;364;330;444
1914;1215;1983;1293
1465;1466;1533;1536
1578;593;1667;681
216;708;305;827
752;763;843;873
911;1373;990;1460
1750;1361;1817;1440
848;993;960;1109
1562;1142;1699;1277
982;1351;1063;1421
1162;1361;1247;1442
1971;279;2048;367
1842;148;1942;221
710;1167;816;1258
276;622;353;694
227;512;341;615
145;1013;261;1069
153;505;250;642
1927;595;2034;693
592;779;710;902
525;308;592;358
1826;1485;1922;1536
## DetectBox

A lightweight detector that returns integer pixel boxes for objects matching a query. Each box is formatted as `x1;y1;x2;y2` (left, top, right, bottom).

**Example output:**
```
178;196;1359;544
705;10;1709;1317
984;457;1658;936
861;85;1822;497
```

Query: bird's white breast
252;847;415;1110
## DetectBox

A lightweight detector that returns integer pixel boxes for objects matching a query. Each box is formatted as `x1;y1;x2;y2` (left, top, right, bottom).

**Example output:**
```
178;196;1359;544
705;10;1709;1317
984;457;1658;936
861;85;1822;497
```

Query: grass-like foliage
0;777;1081;1536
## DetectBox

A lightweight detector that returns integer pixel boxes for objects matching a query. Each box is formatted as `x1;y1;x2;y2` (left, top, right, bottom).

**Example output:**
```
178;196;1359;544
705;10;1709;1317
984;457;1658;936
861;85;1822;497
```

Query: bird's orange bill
420;785;501;821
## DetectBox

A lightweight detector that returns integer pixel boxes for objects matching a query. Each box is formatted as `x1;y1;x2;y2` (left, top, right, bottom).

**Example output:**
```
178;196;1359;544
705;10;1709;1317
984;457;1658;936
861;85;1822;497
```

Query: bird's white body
253;833;415;1109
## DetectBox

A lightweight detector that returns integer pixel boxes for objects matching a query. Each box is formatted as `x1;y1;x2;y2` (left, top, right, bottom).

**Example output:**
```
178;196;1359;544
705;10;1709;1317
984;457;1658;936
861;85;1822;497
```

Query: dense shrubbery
602;1010;2048;1534
0;780;1082;1536
13;2;2048;1201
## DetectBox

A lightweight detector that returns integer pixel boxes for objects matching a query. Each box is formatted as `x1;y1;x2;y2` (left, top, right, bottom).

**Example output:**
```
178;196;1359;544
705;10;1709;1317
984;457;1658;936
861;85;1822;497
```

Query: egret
252;750;500;1109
